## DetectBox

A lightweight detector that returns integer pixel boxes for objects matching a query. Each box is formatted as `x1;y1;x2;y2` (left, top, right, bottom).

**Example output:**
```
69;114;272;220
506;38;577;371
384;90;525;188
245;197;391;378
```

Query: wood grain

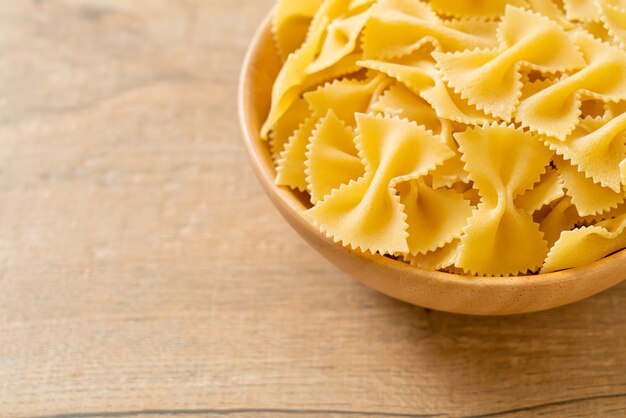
0;1;625;417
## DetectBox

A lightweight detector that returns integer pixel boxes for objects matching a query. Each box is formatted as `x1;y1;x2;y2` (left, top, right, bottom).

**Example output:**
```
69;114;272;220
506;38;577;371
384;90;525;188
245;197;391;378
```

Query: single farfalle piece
430;0;529;18
542;213;626;273
454;124;553;276
434;6;585;121
545;115;626;193
399;179;473;255
598;0;626;49
272;0;323;60
362;0;498;59
359;49;491;125
516;32;626;140
563;0;601;22
555;156;625;216
306;114;454;255
305;110;364;204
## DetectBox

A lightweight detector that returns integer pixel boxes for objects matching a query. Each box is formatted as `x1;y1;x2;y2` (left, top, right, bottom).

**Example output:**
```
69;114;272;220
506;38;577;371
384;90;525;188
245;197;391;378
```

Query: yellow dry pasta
430;0;529;18
359;50;491;124
516;32;626;139
598;0;626;49
454;124;553;276
539;197;584;246
305;110;364;204
402;239;461;270
369;83;469;187
262;0;626;276
306;114;454;255
307;5;374;74
527;0;573;28
363;0;498;59
276;74;387;191
543;213;626;273
515;167;565;214
555;156;625;216
261;18;327;139
273;0;323;60
545;116;626;193
275;116;318;191
562;0;601;22
262;0;372;138
369;83;447;133
269;97;311;161
304;74;387;126
434;6;585;120
399;179;473;255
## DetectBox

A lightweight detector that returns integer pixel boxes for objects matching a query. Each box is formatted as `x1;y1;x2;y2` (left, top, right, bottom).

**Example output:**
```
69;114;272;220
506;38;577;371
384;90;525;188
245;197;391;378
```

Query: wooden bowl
238;15;626;315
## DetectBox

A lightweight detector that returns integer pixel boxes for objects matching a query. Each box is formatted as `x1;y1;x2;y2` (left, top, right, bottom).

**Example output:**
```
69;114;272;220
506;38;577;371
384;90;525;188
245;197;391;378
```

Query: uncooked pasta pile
261;0;626;276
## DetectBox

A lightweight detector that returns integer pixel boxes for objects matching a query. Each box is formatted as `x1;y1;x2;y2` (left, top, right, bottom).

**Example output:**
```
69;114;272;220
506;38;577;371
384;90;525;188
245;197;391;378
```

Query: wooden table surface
1;1;626;417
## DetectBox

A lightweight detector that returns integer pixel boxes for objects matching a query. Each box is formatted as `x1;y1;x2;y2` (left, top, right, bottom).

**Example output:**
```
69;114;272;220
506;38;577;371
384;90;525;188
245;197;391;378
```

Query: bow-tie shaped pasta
543;213;626;273
434;6;585;121
403;239;461;270
598;0;626;49
545;115;626;193
306;114;454;255
359;50;491;125
516;33;626;139
363;0;498;59
455;124;553;276
430;0;529;18
262;0;626;275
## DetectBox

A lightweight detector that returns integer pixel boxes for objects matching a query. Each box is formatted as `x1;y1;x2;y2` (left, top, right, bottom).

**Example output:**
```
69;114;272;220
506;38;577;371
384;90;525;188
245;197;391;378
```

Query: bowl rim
238;12;626;289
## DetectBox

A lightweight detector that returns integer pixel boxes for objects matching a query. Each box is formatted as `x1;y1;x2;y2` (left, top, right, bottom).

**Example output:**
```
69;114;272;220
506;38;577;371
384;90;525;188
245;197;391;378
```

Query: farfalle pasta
599;0;626;48
434;6;586;120
261;0;626;276
362;0;499;58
